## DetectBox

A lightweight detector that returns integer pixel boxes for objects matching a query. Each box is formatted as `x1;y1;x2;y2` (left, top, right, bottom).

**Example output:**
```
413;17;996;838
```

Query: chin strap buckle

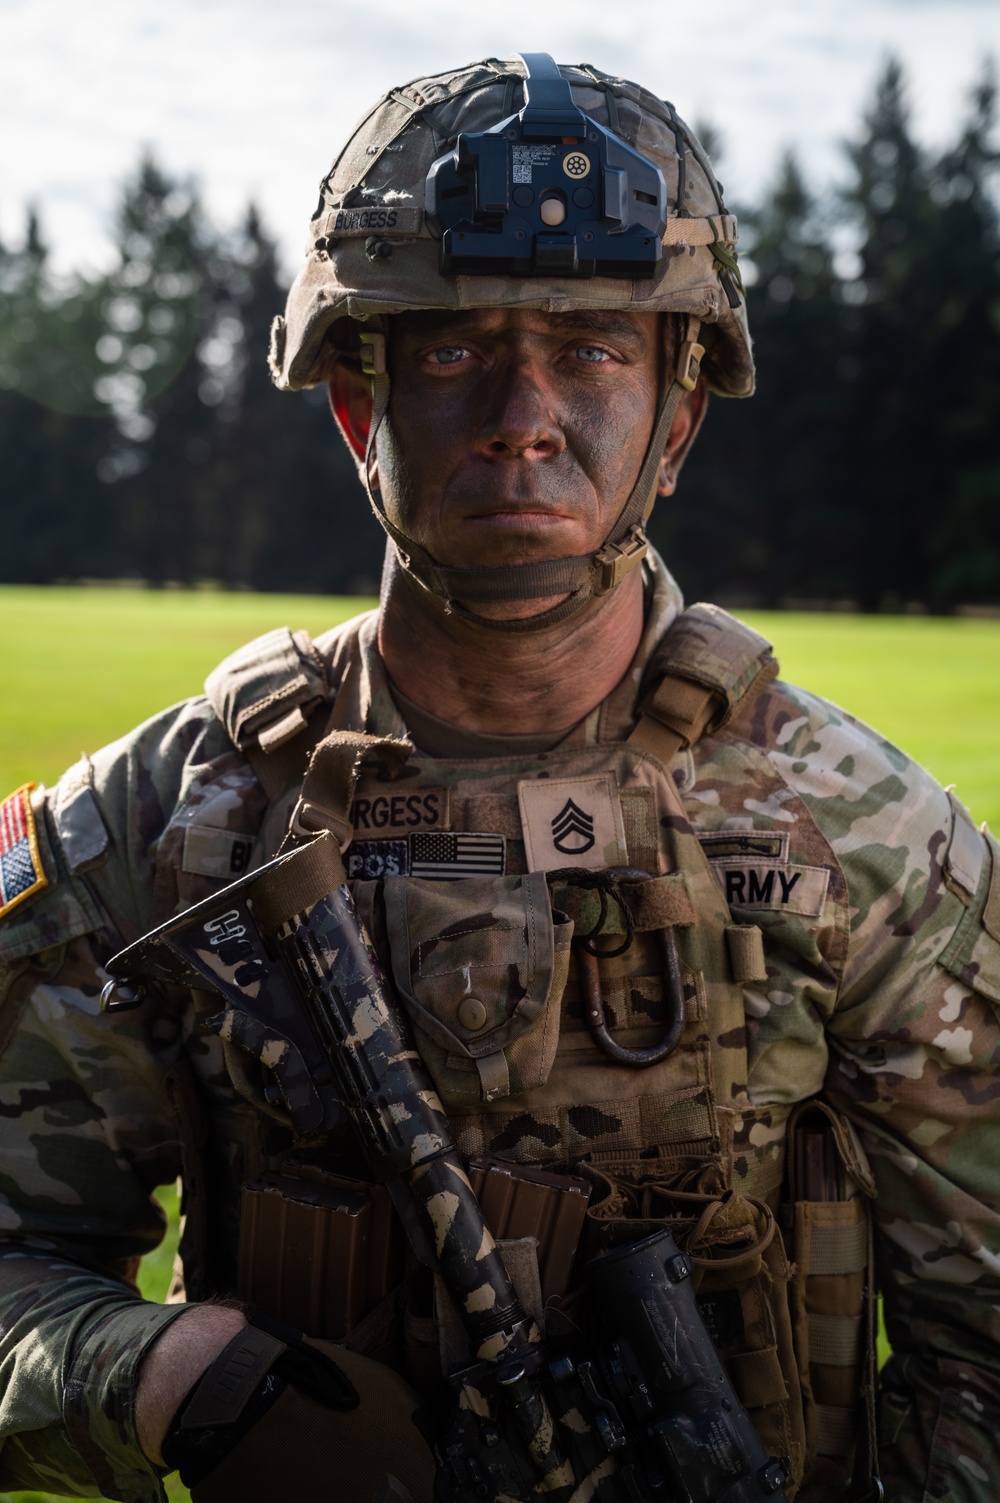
594;525;648;595
676;338;706;392
359;330;387;377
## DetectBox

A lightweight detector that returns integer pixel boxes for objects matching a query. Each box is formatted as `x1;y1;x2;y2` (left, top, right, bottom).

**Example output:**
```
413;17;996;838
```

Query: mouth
459;494;579;526
466;507;574;531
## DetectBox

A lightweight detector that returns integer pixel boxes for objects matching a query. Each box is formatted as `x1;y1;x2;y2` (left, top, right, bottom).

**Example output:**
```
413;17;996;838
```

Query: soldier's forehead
392;308;658;342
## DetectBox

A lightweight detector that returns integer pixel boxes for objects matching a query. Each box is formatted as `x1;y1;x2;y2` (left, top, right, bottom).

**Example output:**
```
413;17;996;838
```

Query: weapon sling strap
281;731;413;851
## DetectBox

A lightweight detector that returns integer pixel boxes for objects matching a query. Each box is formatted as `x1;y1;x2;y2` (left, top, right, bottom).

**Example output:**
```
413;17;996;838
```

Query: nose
475;357;566;461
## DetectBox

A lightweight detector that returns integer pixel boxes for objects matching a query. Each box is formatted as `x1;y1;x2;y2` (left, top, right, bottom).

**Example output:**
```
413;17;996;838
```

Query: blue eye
430;346;468;364
576;346;610;363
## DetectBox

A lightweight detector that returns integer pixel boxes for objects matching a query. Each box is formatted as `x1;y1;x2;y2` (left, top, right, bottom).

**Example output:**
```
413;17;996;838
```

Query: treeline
1;59;998;608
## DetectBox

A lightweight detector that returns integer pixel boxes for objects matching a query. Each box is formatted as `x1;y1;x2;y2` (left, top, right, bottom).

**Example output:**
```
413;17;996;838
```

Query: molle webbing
550;872;696;934
784;1100;880;1499
448;1088;724;1169
629;603;777;765
204;627;333;799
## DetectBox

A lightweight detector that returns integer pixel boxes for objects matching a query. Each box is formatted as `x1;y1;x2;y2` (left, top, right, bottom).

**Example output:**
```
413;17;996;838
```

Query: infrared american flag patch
0;783;48;919
409;832;505;881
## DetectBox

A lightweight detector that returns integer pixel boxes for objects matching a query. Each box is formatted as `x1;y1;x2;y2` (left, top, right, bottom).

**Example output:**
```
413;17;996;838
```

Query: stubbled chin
453;513;591;564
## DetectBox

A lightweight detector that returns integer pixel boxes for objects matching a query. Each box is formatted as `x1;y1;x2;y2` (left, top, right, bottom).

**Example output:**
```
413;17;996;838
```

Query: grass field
1;586;996;827
0;585;997;1502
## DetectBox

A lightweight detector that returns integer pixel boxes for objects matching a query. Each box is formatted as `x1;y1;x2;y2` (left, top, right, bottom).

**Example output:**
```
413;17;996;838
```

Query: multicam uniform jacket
0;553;998;1503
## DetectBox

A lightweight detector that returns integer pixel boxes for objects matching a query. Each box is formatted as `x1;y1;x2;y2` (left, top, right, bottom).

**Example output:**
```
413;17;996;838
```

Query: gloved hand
162;1317;436;1502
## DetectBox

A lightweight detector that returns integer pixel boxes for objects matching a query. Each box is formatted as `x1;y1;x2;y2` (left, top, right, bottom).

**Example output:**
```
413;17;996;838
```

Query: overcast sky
1;0;997;278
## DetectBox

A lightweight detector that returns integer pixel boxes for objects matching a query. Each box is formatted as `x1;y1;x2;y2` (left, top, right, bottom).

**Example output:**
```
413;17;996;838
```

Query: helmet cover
270;56;753;398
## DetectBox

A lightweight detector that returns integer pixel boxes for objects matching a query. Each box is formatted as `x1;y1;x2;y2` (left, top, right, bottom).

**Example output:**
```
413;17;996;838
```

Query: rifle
103;833;789;1503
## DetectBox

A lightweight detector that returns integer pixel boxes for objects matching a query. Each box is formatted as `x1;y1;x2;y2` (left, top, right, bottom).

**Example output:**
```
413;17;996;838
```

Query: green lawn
1;587;996;826
0;586;997;1502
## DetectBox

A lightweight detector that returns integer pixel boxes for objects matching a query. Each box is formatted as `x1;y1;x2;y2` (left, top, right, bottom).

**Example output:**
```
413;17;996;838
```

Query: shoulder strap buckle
289;796;354;852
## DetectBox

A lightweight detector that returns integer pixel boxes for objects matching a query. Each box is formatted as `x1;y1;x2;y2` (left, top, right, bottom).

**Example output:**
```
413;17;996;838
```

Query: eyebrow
543;312;646;342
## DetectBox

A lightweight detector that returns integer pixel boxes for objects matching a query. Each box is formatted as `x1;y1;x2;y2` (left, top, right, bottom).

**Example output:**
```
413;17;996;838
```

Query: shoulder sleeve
766;683;1000;1498
0;698;245;1501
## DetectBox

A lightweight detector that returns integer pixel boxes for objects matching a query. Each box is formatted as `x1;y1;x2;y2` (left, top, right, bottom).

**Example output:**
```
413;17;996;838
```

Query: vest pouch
782;1101;877;1501
382;873;572;1109
237;1165;403;1348
578;1164;806;1496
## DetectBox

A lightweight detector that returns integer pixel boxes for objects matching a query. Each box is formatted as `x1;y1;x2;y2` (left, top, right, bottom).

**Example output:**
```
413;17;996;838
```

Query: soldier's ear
657;378;708;497
328;362;373;463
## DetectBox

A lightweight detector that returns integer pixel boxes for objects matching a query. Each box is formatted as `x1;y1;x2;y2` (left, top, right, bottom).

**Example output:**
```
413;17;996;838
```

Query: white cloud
0;0;996;277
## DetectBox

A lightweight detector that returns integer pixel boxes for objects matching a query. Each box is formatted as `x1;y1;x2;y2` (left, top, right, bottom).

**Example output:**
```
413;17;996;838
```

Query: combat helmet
271;54;754;630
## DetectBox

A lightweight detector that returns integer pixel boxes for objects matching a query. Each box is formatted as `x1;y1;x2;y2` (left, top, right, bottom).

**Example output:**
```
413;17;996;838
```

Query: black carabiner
573;867;686;1067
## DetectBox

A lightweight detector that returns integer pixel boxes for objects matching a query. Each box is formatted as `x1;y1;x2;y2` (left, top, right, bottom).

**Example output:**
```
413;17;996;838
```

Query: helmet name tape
318;205;424;238
426;53;667;280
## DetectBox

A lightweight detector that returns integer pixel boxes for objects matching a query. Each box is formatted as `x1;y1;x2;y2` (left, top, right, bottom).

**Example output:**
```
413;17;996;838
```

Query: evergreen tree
0;213;113;581
1;71;997;609
836;58;1000;609
205;206;380;593
97;155;218;584
656;151;843;607
922;65;1000;606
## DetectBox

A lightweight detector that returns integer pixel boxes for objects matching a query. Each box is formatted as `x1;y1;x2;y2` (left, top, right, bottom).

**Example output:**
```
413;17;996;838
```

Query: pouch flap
786;1098;876;1200
383;873;556;1061
205;628;328;752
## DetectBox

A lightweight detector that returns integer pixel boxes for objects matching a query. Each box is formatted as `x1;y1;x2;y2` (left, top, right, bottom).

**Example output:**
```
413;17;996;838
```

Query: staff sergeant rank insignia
0;784;48;919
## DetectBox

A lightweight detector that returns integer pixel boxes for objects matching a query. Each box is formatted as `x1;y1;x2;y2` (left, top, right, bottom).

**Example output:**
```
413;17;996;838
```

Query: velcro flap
551;874;695;935
944;790;986;903
939;830;1000;1004
258;705;308;754
649;604;776;725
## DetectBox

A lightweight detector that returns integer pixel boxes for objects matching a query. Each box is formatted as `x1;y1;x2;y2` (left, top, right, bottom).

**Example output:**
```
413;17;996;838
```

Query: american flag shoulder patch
0;783;48;919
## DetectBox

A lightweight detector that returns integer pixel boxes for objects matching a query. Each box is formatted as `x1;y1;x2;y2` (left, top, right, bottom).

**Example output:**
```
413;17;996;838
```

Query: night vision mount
426;53;667;279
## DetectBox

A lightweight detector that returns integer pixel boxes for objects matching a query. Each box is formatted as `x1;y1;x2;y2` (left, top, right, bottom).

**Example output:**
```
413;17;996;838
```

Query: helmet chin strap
358;316;704;635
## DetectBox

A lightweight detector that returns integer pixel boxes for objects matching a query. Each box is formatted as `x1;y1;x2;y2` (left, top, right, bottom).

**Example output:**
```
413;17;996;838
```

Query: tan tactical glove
161;1317;436;1502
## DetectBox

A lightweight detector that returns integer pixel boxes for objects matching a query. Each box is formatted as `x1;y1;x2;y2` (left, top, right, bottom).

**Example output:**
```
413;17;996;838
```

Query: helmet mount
427;53;668;281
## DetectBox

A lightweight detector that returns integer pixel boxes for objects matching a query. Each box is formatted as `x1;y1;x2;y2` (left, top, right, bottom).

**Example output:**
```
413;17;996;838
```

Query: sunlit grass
0;586;996;1500
1;587;995;826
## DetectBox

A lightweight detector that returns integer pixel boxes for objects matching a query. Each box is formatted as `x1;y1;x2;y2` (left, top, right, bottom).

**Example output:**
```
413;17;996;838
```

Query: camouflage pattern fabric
0;551;998;1500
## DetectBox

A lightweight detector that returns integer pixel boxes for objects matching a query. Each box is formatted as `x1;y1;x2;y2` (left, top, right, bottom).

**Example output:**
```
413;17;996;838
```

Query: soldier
1;52;998;1503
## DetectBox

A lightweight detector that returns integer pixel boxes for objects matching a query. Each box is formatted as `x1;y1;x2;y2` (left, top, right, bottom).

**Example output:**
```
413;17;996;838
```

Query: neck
377;554;645;734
